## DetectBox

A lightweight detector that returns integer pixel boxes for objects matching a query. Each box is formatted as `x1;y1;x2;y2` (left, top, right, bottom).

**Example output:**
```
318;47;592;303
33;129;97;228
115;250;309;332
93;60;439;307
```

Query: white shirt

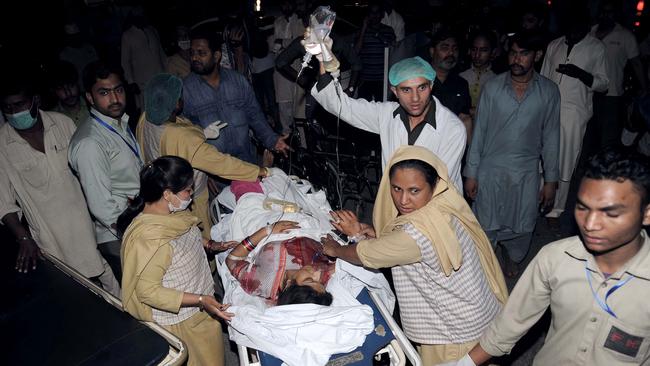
381;10;405;42
0;111;105;277
311;78;466;192
590;23;640;96
541;34;609;124
68;109;143;243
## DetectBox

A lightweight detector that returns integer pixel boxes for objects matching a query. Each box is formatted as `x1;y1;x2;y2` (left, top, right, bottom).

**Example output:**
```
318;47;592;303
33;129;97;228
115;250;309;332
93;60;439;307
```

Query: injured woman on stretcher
224;220;335;306
209;172;399;366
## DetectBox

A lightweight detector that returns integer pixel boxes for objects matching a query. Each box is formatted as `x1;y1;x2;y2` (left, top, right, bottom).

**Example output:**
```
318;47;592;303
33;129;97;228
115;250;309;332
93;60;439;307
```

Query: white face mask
168;193;192;212
178;40;190;50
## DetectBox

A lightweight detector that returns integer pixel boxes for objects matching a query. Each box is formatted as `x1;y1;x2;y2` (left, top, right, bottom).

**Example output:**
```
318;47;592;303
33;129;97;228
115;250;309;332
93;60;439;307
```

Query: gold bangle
198;295;204;311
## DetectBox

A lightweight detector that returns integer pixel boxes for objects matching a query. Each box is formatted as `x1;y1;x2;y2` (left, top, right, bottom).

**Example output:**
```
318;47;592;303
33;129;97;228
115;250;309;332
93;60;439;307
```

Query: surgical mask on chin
7;103;37;130
168;194;192;212
178;40;190;50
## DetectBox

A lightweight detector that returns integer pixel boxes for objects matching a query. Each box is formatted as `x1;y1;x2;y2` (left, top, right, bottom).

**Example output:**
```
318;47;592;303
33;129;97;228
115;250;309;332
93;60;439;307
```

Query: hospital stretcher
236;287;422;366
209;175;422;366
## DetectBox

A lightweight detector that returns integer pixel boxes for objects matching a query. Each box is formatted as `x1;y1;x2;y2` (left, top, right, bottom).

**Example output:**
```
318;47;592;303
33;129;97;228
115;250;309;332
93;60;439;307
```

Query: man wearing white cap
311;55;466;192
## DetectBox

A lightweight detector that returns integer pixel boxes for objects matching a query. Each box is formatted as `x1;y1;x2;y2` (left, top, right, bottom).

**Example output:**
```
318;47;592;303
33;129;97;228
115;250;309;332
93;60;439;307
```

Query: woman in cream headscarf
322;146;507;365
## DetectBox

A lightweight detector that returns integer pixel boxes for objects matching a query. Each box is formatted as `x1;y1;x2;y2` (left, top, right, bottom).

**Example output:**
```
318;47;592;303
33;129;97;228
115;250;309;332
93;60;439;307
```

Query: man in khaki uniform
136;73;269;239
443;148;650;366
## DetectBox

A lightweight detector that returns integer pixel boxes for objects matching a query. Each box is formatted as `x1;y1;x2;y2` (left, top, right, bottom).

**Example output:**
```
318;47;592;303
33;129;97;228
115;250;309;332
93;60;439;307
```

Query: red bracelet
242;237;256;251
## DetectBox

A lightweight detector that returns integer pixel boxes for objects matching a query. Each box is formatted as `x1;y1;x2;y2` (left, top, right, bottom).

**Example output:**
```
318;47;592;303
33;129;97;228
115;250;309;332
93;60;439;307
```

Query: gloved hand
435;354;476;366
301;27;334;61
203;120;228;139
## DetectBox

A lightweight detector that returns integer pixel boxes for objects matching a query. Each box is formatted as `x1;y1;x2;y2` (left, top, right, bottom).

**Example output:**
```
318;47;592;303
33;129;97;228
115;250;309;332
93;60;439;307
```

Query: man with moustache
429;29;473;142
464;32;560;277
311;56;466;191
69;61;143;281
48;60;89;126
540;11;608;224
445;148;650;366
182;26;290;164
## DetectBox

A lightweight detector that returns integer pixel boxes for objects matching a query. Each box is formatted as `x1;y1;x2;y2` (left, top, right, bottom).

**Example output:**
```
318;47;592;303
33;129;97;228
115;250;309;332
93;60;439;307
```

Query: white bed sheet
210;173;395;366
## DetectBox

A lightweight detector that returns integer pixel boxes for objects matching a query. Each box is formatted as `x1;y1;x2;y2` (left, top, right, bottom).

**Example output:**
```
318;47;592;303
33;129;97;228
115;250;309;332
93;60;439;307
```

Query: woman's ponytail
116;195;145;238
115;156;194;237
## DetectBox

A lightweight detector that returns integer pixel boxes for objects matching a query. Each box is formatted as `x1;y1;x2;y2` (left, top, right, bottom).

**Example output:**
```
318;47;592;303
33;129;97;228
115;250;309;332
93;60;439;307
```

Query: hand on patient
330;210;361;236
203;239;239;253
321;234;342;257
201;295;234;321
330;210;376;238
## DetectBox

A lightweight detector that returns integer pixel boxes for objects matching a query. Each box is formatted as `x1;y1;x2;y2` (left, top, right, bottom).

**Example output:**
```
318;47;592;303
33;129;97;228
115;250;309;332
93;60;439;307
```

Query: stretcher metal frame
43;251;188;366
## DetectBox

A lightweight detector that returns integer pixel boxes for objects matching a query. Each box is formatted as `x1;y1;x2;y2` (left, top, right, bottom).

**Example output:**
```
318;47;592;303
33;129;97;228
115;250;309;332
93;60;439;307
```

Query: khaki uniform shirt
480;233;650;365
0;111;105;277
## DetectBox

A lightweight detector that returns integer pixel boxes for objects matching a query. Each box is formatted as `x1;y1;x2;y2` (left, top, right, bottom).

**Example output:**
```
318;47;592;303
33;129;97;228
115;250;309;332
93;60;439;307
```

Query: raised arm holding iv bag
301;6;340;78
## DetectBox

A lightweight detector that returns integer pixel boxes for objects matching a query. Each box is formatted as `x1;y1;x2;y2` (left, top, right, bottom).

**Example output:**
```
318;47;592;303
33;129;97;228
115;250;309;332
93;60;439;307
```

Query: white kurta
0;111;105;277
381;10;405;43
311;80;466;192
590;23;639;97
540;35;608;182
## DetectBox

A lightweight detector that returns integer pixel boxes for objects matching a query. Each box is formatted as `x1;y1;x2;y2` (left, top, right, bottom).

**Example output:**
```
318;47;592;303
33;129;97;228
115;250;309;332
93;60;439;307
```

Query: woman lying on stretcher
225;221;335;306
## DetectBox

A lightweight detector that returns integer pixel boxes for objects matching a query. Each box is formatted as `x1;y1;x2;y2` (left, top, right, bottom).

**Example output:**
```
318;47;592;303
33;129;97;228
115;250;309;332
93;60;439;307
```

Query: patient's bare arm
225;221;300;270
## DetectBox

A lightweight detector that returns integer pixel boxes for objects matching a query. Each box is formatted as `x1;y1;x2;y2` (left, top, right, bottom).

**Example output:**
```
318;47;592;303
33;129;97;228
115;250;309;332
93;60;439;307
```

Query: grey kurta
464;72;560;233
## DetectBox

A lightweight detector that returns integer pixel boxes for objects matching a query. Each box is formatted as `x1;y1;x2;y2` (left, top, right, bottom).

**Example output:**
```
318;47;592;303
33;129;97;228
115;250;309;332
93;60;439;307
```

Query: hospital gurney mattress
237;288;421;366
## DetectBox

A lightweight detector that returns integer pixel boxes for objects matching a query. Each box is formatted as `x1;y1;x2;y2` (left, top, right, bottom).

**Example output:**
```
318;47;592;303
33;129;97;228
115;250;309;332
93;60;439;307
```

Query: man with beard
464;32;560;277
48;60;89;126
311;56;465;191
69;61;143;282
182;26;290;164
540;11;608;225
429;29;473;142
446;148;650;366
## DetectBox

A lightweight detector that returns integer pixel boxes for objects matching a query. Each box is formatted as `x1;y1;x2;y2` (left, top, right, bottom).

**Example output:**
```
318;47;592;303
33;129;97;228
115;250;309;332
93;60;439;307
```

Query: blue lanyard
90;113;141;162
585;263;633;318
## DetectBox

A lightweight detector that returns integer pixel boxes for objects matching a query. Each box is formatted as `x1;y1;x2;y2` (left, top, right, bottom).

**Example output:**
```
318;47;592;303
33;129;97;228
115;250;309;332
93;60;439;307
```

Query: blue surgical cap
388;56;436;86
144;73;183;125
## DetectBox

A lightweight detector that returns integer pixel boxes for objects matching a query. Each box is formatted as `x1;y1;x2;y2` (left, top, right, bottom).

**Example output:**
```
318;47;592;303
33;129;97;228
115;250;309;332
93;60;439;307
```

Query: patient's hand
330;210;362;236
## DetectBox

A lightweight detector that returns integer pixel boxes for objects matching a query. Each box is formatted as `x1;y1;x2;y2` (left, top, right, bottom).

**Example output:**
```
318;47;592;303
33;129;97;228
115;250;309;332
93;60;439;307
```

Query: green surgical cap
388;56;436;86
145;73;183;125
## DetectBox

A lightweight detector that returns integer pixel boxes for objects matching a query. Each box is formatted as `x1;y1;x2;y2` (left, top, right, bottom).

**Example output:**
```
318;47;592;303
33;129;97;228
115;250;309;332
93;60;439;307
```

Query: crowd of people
2;0;650;365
